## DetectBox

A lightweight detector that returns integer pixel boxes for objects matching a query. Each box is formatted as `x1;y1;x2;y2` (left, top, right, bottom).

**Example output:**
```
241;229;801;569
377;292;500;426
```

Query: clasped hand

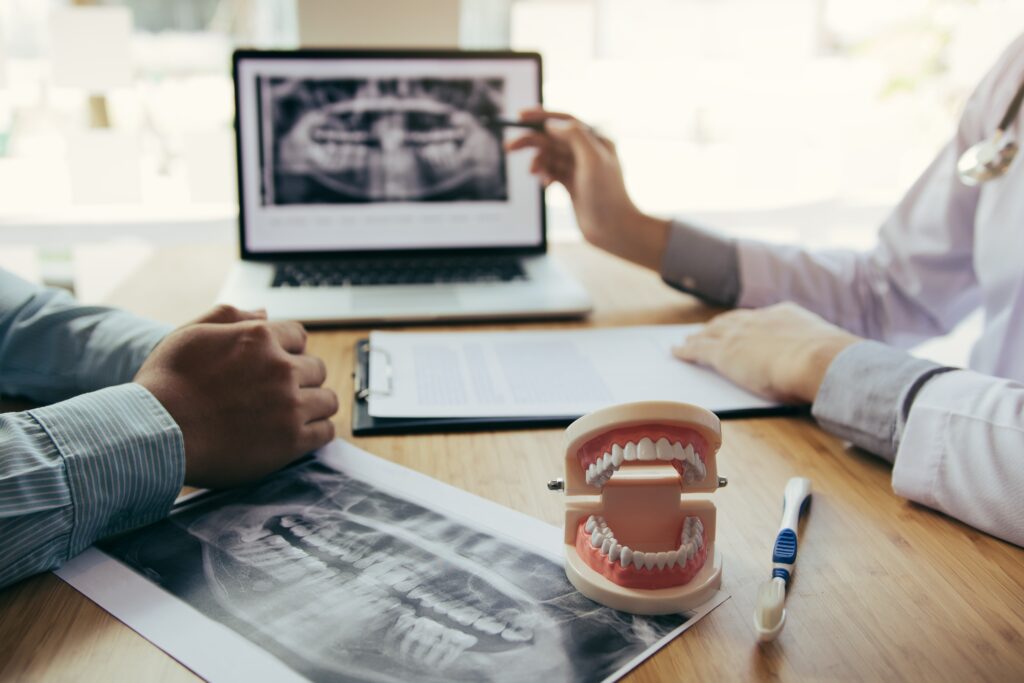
134;305;338;488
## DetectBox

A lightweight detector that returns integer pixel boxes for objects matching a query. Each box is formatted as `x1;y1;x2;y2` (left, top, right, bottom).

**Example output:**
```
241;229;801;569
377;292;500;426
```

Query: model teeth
584;439;707;487
584;514;705;571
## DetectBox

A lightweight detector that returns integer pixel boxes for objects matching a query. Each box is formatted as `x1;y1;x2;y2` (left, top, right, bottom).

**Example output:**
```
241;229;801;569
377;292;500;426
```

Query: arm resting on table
0;270;170;403
814;342;1024;547
0;384;185;589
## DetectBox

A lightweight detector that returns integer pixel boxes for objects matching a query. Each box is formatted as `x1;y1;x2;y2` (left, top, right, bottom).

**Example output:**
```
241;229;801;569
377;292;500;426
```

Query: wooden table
1;242;1022;682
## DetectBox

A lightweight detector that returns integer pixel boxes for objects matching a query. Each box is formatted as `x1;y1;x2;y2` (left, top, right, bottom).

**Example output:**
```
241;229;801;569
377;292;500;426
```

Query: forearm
812;344;1024;546
594;212;672;272
0;271;170;403
0;384;185;588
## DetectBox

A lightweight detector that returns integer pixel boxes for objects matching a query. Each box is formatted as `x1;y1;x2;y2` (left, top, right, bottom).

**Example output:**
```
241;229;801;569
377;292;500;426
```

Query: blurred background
0;0;1021;354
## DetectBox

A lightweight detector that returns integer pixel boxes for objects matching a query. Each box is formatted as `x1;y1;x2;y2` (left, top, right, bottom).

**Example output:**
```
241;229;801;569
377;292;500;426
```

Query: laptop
218;49;592;325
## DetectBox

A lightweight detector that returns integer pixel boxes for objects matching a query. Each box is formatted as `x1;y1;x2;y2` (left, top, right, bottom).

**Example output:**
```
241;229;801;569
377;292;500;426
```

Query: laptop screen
234;51;544;257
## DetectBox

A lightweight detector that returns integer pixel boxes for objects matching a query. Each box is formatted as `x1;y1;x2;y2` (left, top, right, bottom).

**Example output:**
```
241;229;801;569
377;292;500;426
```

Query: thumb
671;343;698;363
545;119;600;160
194;304;267;325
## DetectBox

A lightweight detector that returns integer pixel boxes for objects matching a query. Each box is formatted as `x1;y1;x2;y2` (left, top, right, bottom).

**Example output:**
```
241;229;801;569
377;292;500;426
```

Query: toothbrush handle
772;477;812;585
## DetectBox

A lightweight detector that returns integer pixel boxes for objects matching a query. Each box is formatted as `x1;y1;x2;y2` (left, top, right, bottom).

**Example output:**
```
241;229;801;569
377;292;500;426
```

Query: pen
481;116;547;132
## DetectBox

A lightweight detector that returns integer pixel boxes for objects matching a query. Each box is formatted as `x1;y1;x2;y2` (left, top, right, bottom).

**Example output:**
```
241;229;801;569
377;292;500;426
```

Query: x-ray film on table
57;441;726;683
261;76;508;205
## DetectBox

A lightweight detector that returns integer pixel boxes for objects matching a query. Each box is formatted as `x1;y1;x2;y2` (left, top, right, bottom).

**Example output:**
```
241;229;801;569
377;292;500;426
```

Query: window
509;0;1024;247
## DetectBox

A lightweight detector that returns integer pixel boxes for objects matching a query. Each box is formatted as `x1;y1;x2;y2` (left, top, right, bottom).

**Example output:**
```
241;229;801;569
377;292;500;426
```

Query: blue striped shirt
0;270;184;589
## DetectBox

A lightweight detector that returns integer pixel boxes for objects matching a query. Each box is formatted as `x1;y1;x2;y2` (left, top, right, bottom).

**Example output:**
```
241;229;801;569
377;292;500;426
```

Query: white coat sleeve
813;341;1024;547
892;370;1024;547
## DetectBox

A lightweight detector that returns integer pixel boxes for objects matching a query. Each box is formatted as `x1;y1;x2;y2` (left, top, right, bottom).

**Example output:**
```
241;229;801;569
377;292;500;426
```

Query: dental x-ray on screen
262;76;508;205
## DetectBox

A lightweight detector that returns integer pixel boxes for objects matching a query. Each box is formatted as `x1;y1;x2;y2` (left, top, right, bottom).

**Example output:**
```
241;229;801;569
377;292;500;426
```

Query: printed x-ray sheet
56;440;727;683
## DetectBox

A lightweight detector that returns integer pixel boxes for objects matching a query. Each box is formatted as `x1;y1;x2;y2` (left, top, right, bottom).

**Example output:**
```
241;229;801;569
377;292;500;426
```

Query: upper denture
580;427;710;488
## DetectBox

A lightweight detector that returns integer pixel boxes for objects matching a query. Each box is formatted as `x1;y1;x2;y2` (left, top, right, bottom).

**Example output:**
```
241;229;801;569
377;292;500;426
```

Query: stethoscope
957;78;1024;186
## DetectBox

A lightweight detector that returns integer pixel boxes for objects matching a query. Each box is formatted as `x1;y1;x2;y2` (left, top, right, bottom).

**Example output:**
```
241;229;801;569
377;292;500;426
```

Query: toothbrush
754;476;812;642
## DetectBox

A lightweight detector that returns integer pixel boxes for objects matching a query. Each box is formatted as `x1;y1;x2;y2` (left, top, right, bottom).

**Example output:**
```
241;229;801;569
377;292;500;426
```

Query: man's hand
134;305;338;488
673;303;861;404
505;108;670;270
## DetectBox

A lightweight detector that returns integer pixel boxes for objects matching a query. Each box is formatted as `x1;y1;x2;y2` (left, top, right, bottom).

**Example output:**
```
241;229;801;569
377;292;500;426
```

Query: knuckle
274;356;297;381
214;303;240;319
245;320;273;342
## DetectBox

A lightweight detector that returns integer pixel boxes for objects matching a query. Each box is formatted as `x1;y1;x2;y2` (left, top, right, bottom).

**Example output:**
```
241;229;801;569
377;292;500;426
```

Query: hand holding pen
502;108;671;270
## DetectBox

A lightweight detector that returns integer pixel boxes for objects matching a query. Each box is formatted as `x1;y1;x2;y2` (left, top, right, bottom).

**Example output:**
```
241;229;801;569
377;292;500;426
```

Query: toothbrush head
753;576;787;642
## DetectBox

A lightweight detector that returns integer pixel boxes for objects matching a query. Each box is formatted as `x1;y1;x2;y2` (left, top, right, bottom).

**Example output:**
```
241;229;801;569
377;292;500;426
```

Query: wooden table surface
1;242;1022;682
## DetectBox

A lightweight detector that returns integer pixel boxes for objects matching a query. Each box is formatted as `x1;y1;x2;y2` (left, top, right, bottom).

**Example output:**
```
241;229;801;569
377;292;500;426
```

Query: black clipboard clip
353;341;393;400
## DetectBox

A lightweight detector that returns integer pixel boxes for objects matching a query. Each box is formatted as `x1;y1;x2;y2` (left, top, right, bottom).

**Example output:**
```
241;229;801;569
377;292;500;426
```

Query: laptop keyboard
271;256;528;288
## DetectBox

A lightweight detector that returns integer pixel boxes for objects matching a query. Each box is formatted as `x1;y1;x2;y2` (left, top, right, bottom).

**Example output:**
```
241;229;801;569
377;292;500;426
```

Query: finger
672;336;720;366
530;150;557;176
299;386;340;422
292;354;327;387
595;133;616;153
544;119;602;160
518;108;575;123
193;304;261;325
505;131;549;152
298;418;337;453
703;309;750;333
267;320;307;354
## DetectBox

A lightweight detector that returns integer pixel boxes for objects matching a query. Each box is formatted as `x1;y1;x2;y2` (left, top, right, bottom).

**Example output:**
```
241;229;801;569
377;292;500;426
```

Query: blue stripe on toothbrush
772;528;798;585
773;528;798;563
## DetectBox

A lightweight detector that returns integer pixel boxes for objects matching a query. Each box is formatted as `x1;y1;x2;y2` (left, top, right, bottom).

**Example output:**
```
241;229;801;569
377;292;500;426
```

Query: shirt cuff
27;383;185;555
811;341;954;461
659;220;741;307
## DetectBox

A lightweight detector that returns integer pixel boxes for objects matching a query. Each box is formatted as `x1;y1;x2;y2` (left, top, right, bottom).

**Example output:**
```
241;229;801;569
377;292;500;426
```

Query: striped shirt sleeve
0;383;185;589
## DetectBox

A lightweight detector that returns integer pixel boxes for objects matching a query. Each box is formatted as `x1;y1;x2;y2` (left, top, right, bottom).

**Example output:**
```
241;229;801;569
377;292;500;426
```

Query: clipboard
350;338;807;436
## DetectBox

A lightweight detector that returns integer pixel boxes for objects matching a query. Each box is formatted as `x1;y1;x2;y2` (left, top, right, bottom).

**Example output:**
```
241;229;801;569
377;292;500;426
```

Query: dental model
557;401;724;615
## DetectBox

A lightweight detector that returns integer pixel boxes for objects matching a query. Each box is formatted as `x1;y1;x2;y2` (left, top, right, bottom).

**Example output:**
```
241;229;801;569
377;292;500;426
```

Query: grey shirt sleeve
659;220;741;307
659;223;955;465
811;340;957;461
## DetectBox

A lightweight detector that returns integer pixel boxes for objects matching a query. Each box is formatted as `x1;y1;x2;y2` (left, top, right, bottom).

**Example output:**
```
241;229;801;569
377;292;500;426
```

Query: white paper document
368;324;779;418
56;440;728;683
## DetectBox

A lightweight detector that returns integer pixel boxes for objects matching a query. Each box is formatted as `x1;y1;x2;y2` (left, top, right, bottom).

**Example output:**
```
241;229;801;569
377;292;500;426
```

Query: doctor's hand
134;305;338;489
673;303;862;404
505;108;670;270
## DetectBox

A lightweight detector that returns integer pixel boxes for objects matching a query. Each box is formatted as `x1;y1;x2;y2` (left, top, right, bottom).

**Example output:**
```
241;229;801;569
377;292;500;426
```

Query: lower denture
574;519;708;590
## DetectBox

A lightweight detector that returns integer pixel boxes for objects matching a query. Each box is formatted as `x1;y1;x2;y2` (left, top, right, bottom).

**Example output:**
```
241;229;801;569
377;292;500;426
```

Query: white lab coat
735;34;1024;547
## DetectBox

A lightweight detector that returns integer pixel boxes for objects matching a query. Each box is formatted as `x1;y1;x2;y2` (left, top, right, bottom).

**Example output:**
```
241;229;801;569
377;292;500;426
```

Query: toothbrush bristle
755;577;786;629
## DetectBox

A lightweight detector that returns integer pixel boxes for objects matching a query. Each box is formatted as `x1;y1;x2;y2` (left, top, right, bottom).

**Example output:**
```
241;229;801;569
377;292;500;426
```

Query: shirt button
682;276;697;289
